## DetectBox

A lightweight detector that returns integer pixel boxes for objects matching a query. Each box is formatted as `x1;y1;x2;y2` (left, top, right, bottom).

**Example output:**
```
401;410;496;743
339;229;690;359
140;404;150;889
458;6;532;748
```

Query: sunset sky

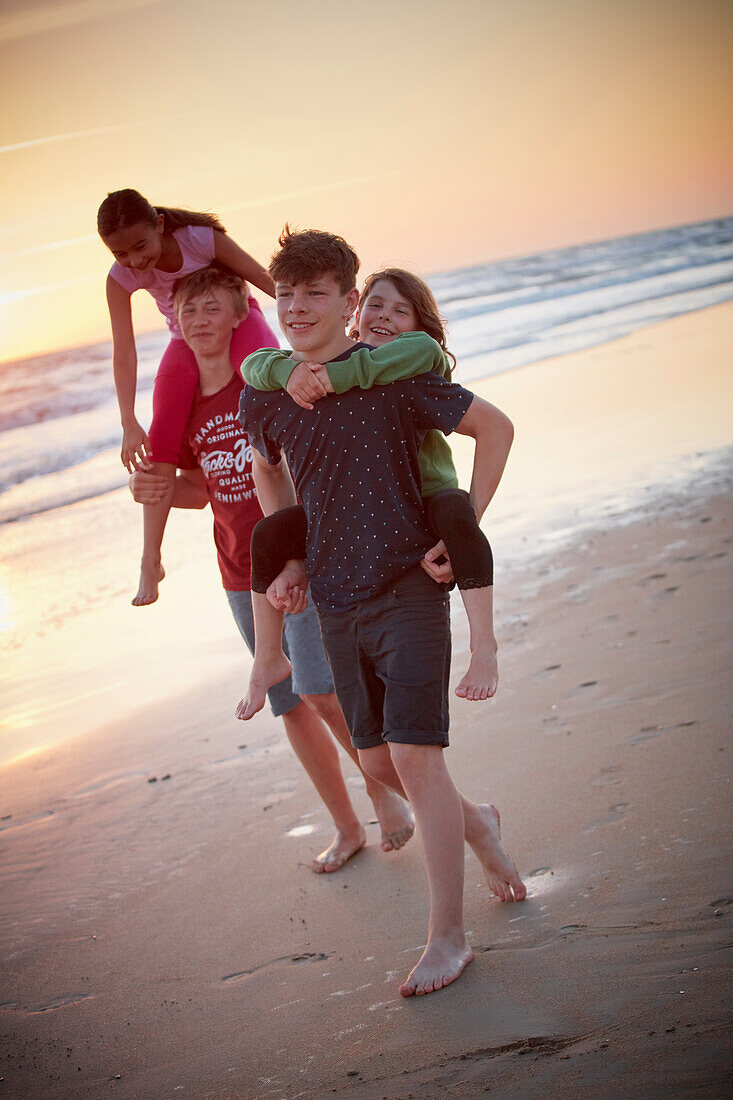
0;0;731;363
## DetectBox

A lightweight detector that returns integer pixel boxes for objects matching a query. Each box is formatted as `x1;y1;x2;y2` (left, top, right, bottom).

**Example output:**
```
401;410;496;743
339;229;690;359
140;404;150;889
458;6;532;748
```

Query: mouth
370;326;394;338
288;322;315;331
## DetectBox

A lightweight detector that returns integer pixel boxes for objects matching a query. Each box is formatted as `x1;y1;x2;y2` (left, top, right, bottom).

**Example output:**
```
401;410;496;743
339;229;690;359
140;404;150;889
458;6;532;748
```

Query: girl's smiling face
102;215;165;272
357;278;418;346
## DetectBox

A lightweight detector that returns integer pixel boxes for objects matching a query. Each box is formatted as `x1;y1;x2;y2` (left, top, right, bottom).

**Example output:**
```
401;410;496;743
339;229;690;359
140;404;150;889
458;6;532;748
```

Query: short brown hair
269;225;360;293
172;263;246;316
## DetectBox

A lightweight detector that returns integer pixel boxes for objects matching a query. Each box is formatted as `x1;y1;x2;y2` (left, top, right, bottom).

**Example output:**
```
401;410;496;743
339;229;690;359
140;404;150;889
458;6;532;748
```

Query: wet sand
1;304;732;1097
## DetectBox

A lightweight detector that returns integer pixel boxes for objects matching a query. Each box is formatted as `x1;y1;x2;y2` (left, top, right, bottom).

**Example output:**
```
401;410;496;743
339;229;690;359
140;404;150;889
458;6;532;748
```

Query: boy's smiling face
276;275;358;360
176;287;241;358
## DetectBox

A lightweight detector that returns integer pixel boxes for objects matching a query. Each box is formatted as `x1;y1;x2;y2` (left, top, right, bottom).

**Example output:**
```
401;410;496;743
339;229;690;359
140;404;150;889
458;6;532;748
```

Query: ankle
252;646;287;667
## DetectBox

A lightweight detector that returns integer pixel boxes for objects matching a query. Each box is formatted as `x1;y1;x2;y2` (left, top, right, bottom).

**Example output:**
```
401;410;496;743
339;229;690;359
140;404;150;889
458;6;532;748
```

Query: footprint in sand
628;720;697;746
221;951;330;983
654;586;679;598
591;765;623;787
0;808;55;833
583;803;629;832
1;993;94;1013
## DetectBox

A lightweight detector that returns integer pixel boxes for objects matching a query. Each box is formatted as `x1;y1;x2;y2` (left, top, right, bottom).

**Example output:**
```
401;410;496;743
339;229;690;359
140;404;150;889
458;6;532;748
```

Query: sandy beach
1;303;732;1098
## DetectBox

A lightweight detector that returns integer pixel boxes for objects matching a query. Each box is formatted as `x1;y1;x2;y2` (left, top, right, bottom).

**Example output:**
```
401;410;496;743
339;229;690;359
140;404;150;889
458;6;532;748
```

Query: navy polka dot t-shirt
239;345;473;612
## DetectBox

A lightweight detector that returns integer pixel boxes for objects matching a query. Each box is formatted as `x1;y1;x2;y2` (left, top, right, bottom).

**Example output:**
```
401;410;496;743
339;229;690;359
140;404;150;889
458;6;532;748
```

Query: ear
155;213;165;234
343;286;360;322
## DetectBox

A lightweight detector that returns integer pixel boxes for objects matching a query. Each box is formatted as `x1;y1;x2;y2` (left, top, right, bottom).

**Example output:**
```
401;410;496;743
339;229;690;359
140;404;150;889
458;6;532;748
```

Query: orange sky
0;0;731;363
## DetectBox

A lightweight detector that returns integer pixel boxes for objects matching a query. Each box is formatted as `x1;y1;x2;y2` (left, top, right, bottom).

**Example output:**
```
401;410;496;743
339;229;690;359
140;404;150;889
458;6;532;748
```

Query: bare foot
465;804;526;902
455;645;498;701
368;788;415;852
399;936;473;997
132;560;165;606
235;652;292;720
311;826;366;873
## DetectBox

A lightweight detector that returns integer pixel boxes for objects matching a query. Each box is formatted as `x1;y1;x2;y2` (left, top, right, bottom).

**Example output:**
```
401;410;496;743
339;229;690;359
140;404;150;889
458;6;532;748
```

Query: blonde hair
172;264;246;317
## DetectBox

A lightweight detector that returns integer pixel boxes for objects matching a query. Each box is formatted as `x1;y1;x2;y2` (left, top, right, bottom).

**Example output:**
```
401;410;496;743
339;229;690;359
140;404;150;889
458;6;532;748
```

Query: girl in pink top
97;188;278;606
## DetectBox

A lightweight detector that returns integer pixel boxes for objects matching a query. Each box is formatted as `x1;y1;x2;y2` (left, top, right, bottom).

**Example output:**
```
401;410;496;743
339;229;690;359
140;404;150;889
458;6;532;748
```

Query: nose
288;291;308;313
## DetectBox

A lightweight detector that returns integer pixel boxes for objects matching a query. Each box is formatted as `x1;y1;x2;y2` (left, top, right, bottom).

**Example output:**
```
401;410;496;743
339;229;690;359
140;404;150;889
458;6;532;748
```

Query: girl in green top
239;269;500;719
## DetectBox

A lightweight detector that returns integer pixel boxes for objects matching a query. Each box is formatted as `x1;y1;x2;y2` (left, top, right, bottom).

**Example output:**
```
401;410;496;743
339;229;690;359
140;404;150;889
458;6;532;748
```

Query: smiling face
102;215;165;272
176;286;241;359
357;278;418;346
276;274;359;360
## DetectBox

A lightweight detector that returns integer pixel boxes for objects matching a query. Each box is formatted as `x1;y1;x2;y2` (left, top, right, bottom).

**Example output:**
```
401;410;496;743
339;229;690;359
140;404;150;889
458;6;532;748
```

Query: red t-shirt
179;373;263;590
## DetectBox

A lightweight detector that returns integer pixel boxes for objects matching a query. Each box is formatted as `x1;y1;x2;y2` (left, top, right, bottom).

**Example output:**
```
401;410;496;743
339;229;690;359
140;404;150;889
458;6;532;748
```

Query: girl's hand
421;540;455;584
286;362;331;410
121;421;151;472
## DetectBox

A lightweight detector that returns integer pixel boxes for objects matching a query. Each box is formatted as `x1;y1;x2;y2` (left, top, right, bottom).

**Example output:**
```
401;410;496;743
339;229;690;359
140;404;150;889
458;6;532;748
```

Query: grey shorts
317;566;451;750
225;588;334;717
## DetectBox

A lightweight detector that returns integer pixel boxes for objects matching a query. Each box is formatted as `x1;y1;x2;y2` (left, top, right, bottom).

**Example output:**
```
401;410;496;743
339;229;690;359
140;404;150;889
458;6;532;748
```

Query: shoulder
108;263;137;291
176;223;215;260
395;331;441;352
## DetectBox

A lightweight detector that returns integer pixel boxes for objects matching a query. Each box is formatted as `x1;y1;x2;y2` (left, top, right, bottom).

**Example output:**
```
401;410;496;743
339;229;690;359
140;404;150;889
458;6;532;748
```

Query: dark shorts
317;566;451;751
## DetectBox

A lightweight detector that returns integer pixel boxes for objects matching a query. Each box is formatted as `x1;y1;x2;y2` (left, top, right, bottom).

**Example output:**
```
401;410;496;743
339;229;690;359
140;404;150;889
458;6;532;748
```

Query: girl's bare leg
236;591;291;719
132;462;175;606
454;585;499;701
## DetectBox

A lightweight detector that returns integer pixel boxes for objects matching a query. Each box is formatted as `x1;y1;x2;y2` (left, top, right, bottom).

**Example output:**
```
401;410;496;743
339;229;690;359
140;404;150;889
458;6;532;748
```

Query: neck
196;351;234;396
291;333;356;364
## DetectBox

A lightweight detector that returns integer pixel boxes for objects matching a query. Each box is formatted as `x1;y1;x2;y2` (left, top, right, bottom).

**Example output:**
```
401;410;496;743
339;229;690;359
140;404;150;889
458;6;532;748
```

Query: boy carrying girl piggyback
240;228;525;998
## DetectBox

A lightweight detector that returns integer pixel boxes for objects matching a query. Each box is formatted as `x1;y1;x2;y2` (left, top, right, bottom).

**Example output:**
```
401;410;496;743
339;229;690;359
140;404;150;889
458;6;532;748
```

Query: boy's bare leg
236;590;291;720
378;743;473;997
357;742;525;902
302;692;414;854
454;585;499;701
281;700;366;873
132;462;175;606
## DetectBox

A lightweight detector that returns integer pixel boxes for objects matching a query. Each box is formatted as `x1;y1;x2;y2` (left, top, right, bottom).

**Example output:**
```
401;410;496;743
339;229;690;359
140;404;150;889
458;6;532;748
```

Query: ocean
1;216;732;764
2;216;732;526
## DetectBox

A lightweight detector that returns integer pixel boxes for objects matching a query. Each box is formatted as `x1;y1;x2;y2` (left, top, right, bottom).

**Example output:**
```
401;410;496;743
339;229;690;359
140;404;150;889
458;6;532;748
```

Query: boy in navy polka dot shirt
240;227;526;998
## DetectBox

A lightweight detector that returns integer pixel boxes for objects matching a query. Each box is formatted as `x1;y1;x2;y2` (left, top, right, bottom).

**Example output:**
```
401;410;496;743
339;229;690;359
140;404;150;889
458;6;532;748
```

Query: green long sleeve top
242;331;460;496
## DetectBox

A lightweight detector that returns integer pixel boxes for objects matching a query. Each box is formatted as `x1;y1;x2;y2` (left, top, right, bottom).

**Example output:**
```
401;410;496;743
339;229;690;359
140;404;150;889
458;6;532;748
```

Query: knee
301;692;343;725
357;749;395;786
389;742;442;784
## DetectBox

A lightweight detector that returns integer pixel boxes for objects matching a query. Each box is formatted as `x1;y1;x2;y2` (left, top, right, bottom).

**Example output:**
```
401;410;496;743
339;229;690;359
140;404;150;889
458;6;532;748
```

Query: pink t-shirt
108;225;216;338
